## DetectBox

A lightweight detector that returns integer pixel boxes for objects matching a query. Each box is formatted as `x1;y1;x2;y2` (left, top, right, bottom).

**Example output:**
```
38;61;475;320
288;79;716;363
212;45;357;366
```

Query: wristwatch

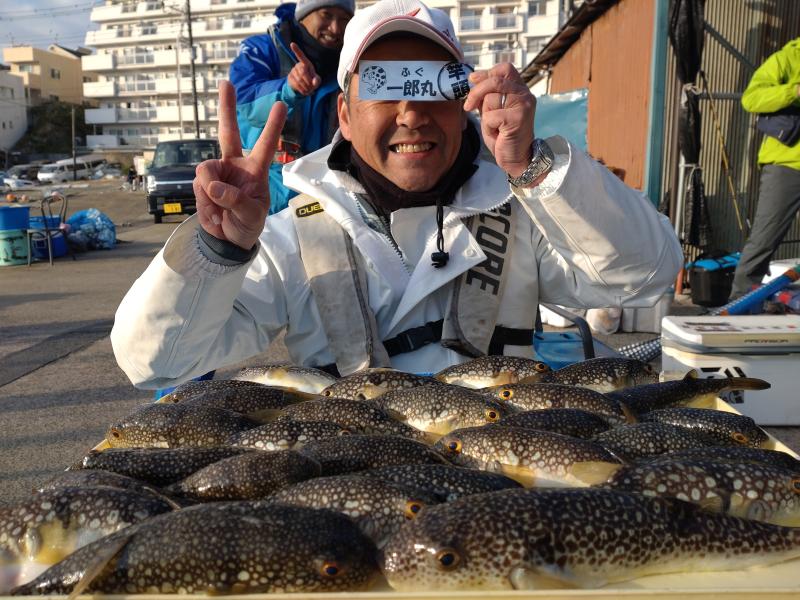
507;138;554;188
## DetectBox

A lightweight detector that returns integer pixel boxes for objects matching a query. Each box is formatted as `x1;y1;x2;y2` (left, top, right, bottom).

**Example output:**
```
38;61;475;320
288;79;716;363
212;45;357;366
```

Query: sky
0;0;98;56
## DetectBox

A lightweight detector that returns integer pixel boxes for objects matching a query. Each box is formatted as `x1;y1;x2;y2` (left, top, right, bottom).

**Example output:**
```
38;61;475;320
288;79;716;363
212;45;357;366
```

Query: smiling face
300;6;352;49
338;36;466;193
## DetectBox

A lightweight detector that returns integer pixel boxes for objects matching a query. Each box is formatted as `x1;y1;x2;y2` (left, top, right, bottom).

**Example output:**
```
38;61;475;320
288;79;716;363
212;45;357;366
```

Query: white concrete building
82;0;577;149
82;0;277;149
0;70;27;155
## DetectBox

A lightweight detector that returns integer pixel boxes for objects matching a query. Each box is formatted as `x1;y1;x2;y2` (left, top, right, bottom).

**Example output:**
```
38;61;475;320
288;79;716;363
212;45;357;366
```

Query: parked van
37;155;106;183
3;164;42;191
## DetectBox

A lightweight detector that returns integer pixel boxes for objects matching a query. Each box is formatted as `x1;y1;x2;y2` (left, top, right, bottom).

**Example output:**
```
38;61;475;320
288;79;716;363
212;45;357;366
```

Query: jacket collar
282;138;512;222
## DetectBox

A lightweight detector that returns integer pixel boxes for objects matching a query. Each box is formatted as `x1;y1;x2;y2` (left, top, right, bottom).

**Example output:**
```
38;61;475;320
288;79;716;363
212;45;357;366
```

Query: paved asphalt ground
0;179;797;506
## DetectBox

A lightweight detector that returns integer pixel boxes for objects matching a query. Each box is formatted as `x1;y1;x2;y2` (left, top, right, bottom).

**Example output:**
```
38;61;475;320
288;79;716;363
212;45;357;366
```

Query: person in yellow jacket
731;38;800;298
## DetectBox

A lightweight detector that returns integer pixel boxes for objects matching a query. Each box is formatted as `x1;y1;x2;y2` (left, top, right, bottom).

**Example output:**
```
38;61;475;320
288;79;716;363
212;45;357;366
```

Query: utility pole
185;0;200;138
71;107;77;181
175;23;184;140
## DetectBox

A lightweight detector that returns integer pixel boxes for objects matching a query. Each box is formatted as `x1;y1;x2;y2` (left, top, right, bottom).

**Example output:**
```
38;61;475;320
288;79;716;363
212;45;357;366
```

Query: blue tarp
66;208;116;250
534;88;589;151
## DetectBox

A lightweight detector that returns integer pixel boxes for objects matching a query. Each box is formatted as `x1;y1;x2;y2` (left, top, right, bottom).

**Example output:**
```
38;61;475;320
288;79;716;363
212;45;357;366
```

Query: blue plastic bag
66;208;116;250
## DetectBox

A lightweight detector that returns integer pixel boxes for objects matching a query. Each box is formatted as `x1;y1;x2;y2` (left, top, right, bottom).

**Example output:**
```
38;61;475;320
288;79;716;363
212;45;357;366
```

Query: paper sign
357;60;474;102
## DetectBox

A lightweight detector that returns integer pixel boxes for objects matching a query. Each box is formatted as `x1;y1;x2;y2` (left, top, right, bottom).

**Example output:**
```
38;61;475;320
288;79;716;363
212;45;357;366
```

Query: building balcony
83;80;118;98
156;105;209;122
82;53;115;72
85;107;118;124
153;48;198;68
457;12;523;35
117;80;157;95
87;134;120;148
154;77;208;94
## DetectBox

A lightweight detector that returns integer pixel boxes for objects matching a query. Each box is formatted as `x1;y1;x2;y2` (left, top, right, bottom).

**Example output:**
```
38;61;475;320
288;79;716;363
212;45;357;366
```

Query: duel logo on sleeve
358;61;474;102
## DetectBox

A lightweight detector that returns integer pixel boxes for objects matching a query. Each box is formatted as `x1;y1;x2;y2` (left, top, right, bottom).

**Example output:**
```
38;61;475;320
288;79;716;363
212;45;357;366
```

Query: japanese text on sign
357;60;474;102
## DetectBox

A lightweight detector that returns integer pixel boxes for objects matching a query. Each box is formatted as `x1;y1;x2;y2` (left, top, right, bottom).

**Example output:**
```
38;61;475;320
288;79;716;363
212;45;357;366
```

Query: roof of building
48;45;92;58
521;0;619;85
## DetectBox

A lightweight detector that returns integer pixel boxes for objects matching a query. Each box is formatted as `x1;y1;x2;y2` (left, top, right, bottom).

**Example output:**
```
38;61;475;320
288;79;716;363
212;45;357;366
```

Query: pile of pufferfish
4;356;800;595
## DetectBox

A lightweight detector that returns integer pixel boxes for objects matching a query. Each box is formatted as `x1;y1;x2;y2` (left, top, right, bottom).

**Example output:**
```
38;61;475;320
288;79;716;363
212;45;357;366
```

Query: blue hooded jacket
230;3;341;213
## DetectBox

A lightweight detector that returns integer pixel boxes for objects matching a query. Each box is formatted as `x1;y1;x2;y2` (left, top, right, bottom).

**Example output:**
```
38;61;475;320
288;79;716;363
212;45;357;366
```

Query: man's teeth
392;143;433;153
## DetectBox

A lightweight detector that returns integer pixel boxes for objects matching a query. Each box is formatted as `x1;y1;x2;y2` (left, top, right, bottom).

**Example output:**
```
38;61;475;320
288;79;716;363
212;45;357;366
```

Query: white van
37;156;106;183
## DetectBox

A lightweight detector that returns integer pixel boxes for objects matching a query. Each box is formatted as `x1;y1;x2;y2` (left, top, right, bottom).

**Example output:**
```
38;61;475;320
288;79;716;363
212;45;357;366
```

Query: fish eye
485;409;499;422
338;429;351;436
356;392;368;401
109;427;121;439
731;432;749;445
323;390;332;397
435;548;461;571
446;439;462;453
792;478;800;493
535;363;549;372
320;561;342;578
405;500;424;519
500;389;514;400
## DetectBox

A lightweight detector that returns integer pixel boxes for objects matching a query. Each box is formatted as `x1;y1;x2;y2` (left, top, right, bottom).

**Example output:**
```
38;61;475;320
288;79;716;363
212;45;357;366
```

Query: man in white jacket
111;0;682;388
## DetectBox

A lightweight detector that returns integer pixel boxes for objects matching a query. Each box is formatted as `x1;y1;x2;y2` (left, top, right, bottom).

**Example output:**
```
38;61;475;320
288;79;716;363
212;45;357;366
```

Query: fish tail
715;377;771;392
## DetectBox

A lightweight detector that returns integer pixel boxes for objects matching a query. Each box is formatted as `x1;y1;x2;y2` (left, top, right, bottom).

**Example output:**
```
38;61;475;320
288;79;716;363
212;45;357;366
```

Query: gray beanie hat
295;0;355;21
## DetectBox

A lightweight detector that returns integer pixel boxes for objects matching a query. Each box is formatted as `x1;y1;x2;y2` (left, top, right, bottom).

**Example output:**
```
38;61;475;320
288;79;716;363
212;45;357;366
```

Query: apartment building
0;69;27;153
2;45;89;106
82;0;575;149
82;0;277;149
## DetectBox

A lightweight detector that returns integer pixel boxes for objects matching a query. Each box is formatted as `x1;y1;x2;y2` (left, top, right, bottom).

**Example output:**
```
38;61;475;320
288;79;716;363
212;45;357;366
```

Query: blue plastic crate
30;231;68;259
0;206;30;230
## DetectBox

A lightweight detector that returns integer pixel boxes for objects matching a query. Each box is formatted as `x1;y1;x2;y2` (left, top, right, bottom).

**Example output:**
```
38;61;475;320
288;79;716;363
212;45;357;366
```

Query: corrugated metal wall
549;1;655;189
660;0;800;261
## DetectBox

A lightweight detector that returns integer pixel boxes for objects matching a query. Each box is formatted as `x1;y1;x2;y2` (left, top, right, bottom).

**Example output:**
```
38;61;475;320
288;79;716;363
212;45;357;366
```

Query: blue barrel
0;206;31;266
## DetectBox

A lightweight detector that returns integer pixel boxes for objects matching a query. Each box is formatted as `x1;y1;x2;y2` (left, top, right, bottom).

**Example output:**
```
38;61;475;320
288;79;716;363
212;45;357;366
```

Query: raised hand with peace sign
287;42;321;96
193;81;287;250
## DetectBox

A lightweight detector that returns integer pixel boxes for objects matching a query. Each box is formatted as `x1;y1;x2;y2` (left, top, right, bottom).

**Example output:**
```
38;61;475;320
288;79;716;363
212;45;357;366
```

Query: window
145;1;160;9
121;3;136;12
526;36;548;54
2;122;6;130
50;68;61;79
232;15;252;28
18;64;34;73
528;0;546;16
141;24;157;35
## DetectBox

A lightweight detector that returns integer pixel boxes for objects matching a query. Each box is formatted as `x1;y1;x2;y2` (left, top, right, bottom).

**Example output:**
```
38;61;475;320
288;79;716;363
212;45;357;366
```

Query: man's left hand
464;63;536;179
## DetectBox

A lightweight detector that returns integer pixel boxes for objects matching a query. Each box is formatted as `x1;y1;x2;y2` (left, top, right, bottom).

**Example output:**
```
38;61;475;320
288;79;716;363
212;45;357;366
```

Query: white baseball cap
337;0;464;89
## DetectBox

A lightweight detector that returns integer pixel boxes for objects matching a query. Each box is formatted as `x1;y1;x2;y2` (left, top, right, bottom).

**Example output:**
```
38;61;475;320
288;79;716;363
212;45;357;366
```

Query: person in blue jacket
230;0;354;214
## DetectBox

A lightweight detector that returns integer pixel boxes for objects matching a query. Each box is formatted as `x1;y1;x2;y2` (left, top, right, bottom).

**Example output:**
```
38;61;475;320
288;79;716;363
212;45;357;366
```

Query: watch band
507;138;554;188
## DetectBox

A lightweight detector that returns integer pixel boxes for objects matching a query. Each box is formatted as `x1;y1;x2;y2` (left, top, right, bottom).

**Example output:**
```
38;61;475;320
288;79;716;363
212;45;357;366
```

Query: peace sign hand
193;80;287;250
287;42;321;96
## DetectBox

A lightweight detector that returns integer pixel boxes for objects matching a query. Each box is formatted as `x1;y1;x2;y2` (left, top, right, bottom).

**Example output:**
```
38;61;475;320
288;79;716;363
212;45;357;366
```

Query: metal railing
119;80;157;93
117;53;155;66
494;13;518;28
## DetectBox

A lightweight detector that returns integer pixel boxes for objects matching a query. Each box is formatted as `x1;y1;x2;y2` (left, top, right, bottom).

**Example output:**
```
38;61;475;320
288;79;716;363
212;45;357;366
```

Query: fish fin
244;408;286;423
381;407;410;422
66;534;132;600
618;402;638;424
698;493;727;513
283;390;322;403
498;464;537;488
687;395;717;409
568;461;622;486
509;565;603;589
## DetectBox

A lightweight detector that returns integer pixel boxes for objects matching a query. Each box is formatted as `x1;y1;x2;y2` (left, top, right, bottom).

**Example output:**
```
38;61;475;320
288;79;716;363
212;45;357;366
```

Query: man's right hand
287;42;321;96
193;81;287;250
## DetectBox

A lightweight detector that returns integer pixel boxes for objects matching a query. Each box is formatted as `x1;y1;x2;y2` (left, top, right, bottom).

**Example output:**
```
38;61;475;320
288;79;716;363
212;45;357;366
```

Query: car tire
154;213;163;224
